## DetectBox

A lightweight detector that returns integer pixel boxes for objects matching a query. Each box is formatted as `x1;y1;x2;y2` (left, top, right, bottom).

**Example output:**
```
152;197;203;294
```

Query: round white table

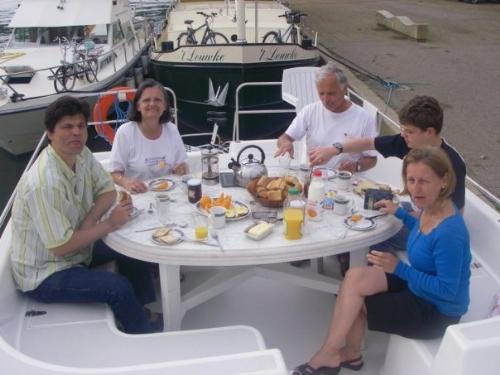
104;174;402;331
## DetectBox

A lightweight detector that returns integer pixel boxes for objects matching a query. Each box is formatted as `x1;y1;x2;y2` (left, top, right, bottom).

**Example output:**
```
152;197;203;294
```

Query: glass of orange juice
193;214;209;240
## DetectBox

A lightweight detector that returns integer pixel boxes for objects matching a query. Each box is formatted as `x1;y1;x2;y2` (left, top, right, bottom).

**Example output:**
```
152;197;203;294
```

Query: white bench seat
0;222;288;375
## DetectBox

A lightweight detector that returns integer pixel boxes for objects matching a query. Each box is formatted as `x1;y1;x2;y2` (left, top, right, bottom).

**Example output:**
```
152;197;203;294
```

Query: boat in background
0;0;153;156
150;0;320;142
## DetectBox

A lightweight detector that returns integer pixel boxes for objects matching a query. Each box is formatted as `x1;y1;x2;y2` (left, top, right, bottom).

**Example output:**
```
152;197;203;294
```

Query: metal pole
254;1;258;43
235;0;246;43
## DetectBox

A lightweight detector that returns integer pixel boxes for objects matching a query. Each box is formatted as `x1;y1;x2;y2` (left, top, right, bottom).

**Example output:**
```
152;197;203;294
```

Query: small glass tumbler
155;193;171;225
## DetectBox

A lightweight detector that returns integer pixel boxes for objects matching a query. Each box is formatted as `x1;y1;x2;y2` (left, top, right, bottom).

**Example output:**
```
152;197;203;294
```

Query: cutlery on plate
365;213;388;220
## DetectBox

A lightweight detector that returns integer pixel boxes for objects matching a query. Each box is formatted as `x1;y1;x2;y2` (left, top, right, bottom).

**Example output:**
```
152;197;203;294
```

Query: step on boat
0;80;499;374
0;0;154;156
150;0;321;142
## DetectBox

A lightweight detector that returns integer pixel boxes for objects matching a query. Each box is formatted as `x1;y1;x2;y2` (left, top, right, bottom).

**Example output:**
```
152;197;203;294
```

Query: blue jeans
26;240;156;334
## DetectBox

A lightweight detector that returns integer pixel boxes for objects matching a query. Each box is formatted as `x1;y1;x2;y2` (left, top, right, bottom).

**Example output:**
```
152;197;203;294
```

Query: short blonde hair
402;146;456;200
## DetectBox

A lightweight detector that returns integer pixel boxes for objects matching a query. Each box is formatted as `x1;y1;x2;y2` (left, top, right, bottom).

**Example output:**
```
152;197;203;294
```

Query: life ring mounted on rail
92;86;135;145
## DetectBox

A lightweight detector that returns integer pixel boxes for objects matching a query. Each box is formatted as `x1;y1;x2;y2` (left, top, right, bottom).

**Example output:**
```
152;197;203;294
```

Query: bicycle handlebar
196;11;218;18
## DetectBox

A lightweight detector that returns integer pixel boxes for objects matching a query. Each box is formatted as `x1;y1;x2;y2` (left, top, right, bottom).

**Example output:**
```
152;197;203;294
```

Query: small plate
197;200;250;221
151;228;184;245
316;167;338;180
344;216;376;231
148;178;176;192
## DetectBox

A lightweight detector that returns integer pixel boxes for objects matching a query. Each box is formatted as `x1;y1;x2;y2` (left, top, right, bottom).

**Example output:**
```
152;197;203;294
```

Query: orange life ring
92;86;135;145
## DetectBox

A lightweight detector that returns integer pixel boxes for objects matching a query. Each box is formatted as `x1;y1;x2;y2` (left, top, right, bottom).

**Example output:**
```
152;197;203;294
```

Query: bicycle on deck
53;37;100;93
177;11;229;47
262;11;307;44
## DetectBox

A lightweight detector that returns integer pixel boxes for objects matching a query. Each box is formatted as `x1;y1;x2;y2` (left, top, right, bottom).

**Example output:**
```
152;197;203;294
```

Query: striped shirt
9;145;115;292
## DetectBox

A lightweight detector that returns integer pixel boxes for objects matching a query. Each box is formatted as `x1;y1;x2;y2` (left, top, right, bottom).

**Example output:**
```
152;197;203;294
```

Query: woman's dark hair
45;96;90;133
398;96;443;134
128;79;171;123
402;146;456;200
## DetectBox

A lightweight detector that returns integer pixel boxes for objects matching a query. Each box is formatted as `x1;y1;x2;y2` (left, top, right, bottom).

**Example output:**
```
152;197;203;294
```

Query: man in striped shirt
9;96;160;333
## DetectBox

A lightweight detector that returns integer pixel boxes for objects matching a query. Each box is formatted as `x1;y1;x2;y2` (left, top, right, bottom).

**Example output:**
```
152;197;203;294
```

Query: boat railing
0;30;153;101
233;81;296;141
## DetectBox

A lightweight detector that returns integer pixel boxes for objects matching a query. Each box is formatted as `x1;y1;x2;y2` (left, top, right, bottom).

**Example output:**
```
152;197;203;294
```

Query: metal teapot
228;145;268;187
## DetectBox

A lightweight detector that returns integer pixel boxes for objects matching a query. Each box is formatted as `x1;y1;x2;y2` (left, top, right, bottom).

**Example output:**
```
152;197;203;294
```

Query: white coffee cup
336;171;353;191
333;195;352;216
209;206;227;229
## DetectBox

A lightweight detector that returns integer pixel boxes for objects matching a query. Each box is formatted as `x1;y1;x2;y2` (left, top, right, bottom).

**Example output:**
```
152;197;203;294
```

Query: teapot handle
237;145;266;164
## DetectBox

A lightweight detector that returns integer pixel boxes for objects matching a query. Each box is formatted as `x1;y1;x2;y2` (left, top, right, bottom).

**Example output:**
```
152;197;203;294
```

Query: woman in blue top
294;146;471;375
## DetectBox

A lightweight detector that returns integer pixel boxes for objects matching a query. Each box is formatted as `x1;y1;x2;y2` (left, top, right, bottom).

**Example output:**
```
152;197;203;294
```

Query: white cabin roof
9;0;114;28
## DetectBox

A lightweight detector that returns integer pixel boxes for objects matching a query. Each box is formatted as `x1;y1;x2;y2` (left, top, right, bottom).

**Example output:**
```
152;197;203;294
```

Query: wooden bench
0;223;288;374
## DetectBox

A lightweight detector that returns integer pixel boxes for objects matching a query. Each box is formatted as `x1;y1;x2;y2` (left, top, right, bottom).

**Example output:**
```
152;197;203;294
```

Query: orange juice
195;226;208;240
283;207;304;240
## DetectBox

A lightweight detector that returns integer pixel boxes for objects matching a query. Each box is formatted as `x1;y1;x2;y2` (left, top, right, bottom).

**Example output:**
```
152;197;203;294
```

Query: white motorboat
0;73;499;374
0;0;153;156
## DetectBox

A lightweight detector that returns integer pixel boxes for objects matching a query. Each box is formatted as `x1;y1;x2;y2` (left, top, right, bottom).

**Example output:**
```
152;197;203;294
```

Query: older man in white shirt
275;62;378;173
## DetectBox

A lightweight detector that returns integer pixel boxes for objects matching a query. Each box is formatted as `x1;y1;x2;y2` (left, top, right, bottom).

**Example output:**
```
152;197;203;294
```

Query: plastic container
283;187;305;240
306;169;325;221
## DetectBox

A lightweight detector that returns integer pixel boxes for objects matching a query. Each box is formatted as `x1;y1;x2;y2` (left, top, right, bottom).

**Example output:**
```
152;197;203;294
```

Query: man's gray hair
315;62;348;88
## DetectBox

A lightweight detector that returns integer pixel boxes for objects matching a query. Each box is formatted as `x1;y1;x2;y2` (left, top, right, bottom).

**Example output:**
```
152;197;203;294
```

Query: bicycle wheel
53;66;67;93
202;32;229;45
62;65;76;91
177;32;195;47
263;31;280;43
85;58;99;83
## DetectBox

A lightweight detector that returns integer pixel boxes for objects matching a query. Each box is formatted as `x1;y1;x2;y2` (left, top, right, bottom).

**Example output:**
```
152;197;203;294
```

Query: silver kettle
228;145;268;187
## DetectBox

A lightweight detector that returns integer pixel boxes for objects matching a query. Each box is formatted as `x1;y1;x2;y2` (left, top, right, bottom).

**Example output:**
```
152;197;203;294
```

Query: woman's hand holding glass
367;250;399;273
374;199;399;215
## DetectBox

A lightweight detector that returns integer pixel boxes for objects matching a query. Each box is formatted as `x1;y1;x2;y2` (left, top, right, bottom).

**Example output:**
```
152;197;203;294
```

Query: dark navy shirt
374;134;466;210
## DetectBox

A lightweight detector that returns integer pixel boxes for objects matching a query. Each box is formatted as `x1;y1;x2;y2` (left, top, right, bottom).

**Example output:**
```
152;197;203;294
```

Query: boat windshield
9;25;109;47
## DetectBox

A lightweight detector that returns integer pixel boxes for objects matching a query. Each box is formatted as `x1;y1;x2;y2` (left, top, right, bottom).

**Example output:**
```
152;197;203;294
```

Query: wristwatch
333;142;344;154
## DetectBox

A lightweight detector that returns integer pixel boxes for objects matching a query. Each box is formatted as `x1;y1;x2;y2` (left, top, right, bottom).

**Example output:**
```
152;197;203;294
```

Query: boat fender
93;86;135;145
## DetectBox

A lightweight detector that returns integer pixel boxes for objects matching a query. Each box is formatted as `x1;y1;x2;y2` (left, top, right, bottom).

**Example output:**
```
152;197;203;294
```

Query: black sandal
293;363;341;375
340;356;364;371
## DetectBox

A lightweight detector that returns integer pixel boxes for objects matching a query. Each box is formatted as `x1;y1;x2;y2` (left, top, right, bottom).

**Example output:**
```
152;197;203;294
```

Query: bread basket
246;176;302;208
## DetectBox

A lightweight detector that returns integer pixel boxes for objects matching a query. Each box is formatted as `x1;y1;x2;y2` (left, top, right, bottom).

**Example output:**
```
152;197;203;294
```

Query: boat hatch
2;66;36;84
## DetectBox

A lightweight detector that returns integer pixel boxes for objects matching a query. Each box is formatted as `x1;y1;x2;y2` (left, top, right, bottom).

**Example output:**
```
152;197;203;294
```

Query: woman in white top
110;79;188;193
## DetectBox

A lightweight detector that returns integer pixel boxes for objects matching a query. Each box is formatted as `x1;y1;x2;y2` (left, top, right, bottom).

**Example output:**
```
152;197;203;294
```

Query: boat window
123;21;135;42
112;21;125;45
88;24;109;45
48;26;85;44
12;28;38;46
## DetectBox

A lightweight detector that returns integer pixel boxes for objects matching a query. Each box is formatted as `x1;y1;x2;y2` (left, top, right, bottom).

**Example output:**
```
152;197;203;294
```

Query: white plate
316;167;338;180
344;216;376;231
148;178;176;192
151;228;184;245
196;200;250;221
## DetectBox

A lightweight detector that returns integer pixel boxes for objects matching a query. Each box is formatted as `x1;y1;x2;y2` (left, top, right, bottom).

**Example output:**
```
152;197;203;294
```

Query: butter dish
244;221;275;241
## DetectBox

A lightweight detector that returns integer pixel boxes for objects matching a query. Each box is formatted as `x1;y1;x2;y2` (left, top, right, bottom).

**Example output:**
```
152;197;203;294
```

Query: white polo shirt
285;101;378;168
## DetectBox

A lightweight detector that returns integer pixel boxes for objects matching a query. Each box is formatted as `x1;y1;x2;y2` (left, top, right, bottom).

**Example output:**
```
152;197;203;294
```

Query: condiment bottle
306;169;325;221
187;178;202;203
283;187;305;240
